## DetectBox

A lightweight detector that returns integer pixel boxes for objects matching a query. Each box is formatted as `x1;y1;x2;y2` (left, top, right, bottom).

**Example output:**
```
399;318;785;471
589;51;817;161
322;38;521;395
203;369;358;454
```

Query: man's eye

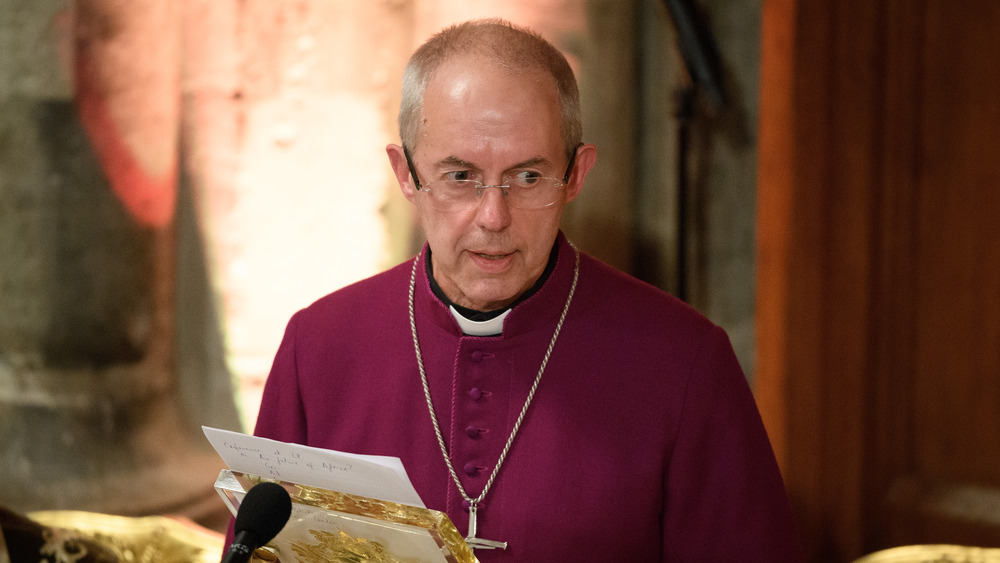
444;170;476;182
510;170;543;187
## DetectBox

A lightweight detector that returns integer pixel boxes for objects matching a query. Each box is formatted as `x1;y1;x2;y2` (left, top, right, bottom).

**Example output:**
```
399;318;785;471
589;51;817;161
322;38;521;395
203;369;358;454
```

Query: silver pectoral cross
465;503;507;551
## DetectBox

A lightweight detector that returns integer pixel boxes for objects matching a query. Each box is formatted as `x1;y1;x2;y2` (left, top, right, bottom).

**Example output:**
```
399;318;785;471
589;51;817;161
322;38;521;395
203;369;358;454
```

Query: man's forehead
420;56;560;123
415;53;564;163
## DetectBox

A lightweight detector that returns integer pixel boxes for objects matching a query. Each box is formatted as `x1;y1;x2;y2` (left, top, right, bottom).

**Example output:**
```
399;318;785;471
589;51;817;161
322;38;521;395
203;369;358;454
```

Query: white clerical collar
449;305;510;336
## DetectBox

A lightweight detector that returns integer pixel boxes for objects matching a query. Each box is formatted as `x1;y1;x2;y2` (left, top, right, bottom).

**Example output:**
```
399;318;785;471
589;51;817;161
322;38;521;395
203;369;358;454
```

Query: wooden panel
912;0;1000;484
757;0;1000;560
878;0;1000;547
865;0;925;551
756;0;882;559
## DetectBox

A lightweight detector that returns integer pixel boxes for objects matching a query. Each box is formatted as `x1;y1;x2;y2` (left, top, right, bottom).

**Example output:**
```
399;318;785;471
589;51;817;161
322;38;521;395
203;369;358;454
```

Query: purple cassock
251;232;803;562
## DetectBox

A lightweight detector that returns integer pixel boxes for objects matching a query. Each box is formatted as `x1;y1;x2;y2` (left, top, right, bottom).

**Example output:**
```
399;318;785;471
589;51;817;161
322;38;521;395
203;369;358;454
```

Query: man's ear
563;143;597;204
386;143;417;203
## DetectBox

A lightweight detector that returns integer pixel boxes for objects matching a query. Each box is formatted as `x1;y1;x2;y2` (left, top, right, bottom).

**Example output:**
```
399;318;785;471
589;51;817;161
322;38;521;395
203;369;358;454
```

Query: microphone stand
662;0;725;112
660;0;726;303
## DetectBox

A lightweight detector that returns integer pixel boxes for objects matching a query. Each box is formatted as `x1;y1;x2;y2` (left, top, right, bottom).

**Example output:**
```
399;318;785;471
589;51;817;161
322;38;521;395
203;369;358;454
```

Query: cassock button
470;350;484;362
468;387;483;401
464;462;482;476
465;425;482;439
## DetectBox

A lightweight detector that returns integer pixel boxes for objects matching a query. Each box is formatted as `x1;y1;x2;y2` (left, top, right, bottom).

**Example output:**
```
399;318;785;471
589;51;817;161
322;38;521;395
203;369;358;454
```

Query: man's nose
474;185;513;230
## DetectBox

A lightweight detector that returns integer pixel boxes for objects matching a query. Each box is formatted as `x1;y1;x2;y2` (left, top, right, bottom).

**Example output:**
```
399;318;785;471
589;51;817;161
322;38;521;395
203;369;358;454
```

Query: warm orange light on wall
180;0;587;430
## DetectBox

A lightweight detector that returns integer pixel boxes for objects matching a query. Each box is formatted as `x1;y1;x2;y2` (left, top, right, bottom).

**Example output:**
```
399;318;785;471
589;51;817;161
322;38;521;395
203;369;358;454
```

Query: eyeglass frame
402;143;583;210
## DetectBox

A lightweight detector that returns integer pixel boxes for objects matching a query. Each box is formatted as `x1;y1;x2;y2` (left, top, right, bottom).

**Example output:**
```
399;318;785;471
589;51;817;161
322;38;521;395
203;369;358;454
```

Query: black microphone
222;482;293;563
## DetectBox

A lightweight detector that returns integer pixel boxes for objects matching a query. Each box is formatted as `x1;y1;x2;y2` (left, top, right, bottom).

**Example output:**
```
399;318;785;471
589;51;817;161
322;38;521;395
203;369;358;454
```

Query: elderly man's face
389;55;594;312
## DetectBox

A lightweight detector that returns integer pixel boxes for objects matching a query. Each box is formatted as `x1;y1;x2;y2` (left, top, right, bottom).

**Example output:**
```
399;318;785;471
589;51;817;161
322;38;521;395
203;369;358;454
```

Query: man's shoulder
577;252;715;331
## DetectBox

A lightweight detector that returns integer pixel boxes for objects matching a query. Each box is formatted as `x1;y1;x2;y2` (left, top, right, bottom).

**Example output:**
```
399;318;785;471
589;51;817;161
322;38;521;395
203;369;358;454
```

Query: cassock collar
448;306;510;336
426;241;559;336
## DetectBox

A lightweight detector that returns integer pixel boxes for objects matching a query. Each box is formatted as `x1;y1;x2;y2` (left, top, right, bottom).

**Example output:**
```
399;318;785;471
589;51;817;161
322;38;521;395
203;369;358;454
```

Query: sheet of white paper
202;426;425;508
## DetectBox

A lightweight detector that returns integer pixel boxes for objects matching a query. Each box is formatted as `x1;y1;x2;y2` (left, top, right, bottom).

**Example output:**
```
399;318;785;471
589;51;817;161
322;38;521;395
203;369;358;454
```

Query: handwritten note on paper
202;427;425;508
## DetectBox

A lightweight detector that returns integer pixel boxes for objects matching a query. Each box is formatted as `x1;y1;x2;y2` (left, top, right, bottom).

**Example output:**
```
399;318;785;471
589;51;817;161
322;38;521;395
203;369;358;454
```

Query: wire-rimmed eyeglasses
402;145;580;211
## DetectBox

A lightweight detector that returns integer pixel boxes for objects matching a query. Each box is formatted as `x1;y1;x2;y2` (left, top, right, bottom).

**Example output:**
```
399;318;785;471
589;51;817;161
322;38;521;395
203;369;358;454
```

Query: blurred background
1;1;997;561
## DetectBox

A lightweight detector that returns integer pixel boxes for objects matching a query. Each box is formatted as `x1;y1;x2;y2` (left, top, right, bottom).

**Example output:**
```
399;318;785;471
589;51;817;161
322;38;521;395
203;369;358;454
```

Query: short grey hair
398;18;582;159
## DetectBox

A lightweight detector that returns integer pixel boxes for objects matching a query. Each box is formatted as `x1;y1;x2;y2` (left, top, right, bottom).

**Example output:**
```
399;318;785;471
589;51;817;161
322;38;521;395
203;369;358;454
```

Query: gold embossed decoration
853;544;1000;563
215;470;479;563
29;511;223;563
290;529;402;563
39;527;92;563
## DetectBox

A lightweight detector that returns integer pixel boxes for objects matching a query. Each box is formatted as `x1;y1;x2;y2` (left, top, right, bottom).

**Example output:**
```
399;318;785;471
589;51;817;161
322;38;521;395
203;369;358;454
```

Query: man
253;18;802;561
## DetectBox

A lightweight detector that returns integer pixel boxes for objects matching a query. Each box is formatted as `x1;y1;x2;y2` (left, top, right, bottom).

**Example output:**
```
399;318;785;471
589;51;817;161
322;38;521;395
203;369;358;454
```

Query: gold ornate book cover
215;470;479;563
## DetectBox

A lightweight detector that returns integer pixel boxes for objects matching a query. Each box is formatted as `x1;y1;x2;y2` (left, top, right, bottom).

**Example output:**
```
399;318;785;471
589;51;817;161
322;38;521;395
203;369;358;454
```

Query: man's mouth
475;252;509;260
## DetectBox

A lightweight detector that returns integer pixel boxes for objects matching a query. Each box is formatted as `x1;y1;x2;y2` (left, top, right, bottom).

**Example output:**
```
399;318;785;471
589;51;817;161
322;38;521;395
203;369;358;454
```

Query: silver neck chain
408;246;580;510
